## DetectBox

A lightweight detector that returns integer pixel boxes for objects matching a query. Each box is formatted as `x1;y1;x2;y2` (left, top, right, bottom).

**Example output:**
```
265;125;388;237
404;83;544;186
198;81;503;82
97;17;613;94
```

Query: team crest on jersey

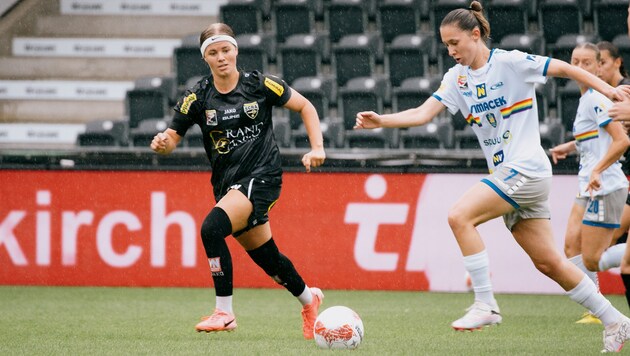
476;83;487;99
457;75;468;89
486;113;497;128
243;101;259;119
206;109;217;125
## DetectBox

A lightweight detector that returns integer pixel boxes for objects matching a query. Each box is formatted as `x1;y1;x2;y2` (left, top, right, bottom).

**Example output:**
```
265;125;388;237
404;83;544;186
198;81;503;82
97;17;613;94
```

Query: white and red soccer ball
314;306;364;350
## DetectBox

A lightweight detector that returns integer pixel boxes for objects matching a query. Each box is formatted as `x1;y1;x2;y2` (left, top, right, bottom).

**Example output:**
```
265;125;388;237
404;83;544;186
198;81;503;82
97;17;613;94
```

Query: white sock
569;254;599;290
216;296;233;313
297;285;313;306
463;250;496;307
567;275;621;326
599;243;626;271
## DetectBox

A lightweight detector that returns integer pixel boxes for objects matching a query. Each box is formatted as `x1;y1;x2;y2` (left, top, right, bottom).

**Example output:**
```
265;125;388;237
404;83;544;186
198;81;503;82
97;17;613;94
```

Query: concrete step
0;57;172;80
35;15;212;38
0;99;125;123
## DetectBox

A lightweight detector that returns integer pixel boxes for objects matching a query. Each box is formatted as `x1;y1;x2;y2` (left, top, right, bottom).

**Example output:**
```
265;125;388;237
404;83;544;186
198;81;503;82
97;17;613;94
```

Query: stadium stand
612;35;630;73
126;87;169;129
499;33;544;57
129;118;169;147
557;80;582;138
548;34;600;87
399;120;455;149
392;76;441;113
326;0;369;43
539;120;565;149
273;0;316;44
235;34;270;73
431;0;468;39
173;34;208;88
386;34;433;88
486;0;529;44
377;0;421;44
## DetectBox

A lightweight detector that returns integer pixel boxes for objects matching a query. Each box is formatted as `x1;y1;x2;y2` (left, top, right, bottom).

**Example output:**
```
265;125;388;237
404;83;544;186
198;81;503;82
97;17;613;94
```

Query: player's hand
609;96;630;122
354;111;383;130
302;148;325;173
612;85;630;102
549;142;572;164
586;171;602;198
150;132;169;154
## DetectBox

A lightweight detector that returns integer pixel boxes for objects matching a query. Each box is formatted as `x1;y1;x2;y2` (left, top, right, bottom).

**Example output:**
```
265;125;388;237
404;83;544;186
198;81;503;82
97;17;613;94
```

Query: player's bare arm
284;88;325;172
354;96;445;130
150;128;181;155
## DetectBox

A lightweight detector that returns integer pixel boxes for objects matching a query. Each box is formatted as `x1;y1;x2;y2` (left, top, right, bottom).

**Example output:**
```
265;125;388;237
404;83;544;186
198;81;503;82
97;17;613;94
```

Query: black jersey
617;77;630;175
169;70;292;199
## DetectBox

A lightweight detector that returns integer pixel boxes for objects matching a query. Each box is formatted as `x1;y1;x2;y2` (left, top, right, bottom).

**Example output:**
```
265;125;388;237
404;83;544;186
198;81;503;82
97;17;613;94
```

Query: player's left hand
609;96;630;122
586;172;601;198
611;85;630;102
302;148;326;173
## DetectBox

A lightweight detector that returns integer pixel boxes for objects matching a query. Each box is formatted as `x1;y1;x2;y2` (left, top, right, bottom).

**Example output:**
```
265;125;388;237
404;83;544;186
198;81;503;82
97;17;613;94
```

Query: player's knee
200;207;232;256
447;205;466;231
582;256;600;272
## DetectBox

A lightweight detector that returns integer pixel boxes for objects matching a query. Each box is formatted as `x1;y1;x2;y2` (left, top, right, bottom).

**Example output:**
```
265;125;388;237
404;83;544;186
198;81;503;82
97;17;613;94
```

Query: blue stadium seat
387;34;433;87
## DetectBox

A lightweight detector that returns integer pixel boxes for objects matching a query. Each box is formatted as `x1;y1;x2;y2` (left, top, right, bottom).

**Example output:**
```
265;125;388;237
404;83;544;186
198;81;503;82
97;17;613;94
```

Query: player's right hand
150;132;169;154
354;111;382;130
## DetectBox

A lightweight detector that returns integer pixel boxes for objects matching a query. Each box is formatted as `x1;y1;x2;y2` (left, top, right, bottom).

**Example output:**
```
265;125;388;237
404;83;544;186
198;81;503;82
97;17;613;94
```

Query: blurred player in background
355;1;630;351
150;23;326;339
550;42;630;325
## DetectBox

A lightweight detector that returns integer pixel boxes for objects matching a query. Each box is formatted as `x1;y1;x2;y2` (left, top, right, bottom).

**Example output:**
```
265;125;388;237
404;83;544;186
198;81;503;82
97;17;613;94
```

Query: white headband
200;35;238;57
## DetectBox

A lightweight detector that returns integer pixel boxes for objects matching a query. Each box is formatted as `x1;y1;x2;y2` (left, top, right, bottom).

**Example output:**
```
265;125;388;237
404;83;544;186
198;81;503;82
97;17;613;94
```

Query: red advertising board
0;170;624;294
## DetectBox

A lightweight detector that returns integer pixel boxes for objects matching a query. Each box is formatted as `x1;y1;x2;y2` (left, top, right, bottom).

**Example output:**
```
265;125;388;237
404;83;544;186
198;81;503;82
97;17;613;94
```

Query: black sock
200;207;233;297
622;274;630;311
247;238;306;296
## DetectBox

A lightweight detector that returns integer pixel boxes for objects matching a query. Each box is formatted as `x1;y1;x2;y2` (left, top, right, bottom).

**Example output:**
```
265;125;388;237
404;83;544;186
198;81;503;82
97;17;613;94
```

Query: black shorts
626;191;630;206
228;176;281;237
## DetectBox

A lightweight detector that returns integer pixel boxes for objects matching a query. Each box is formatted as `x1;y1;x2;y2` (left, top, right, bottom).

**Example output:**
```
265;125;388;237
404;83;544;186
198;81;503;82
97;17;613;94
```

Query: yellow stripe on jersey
264;77;284;97
180;93;197;114
575;129;599;142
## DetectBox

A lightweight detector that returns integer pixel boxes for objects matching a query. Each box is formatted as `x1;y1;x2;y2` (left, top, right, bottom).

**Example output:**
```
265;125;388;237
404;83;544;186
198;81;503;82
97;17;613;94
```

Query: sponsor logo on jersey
492;150;504;166
594;105;604;114
224;108;237;114
483;130;512;146
526;55;537;62
486;113;497;128
243;101;259;119
206;109;217;125
462;90;473;97
476;83;487;99
469;96;507;114
264;77;284;97
457;75;468;89
180;93;197;114
490;81;504;90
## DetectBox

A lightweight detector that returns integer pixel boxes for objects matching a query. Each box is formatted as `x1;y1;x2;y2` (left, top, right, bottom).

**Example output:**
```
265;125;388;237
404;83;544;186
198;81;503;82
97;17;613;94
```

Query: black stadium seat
539;0;582;46
129;118;169;148
486;0;529;44
126;88;168;129
173;34;208;88
219;0;263;35
594;0;629;42
279;34;325;84
557;80;581;134
326;0;369;43
77;119;129;147
273;0;315;43
235;33;270;73
377;0;420;44
387;34;433;87
392;76;441;112
332;33;381;87
499;33;544;55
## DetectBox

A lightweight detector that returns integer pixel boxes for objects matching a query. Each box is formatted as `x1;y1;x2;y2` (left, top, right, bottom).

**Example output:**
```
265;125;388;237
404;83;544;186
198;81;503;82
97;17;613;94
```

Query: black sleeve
260;73;292;107
170;86;204;136
169;111;194;137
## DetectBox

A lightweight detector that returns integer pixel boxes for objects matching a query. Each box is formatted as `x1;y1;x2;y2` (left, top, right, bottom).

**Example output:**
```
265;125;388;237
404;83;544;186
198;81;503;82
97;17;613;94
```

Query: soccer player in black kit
150;23;326;339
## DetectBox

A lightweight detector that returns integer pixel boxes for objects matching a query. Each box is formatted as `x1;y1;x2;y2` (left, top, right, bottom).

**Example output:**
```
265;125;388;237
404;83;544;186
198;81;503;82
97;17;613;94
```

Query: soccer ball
314;306;364;350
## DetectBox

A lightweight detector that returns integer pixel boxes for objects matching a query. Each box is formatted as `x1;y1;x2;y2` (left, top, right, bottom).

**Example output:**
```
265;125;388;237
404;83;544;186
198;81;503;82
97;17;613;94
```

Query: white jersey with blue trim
573;88;628;197
433;48;552;177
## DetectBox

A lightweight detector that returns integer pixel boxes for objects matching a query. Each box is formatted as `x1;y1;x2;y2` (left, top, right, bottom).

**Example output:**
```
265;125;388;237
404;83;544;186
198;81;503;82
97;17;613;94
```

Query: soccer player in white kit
354;1;630;352
551;43;630;325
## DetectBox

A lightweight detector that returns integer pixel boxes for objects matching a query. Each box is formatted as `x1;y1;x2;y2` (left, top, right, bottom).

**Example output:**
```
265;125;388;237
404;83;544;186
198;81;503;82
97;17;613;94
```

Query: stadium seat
454;125;479;149
219;0;263;35
332;33;381;87
126;88;168;129
431;0;468;39
279;34;325;85
612;35;630;71
377;0;421;44
487;0;529;44
539;0;582;46
594;0;628;42
173;34;208;88
326;0;369;43
273;0;315;43
557;80;581;134
338;76;397;148
290;76;335;131
437;45;456;75
77;119;129;147
392;76;441;112
134;74;177;107
499;33;544;56
235;33;271;72
548;34;599;87
399;120;455;149
539;119;565;149
129;118;169;148
387;34;433;87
